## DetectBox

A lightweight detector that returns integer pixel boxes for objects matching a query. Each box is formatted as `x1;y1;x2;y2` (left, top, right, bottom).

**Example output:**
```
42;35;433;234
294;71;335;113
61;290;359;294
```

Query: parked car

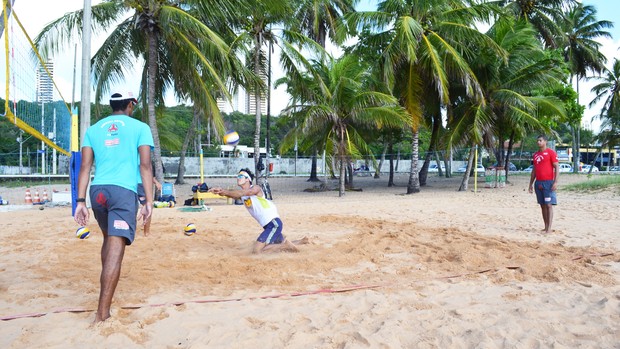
609;166;620;172
580;165;599;173
428;163;446;172
491;162;517;172
524;163;572;173
456;164;485;174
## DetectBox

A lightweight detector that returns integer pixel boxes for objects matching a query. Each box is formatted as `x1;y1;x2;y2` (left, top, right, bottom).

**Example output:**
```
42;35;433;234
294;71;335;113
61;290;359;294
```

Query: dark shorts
534;180;557;206
137;183;146;205
90;185;139;245
257;218;284;245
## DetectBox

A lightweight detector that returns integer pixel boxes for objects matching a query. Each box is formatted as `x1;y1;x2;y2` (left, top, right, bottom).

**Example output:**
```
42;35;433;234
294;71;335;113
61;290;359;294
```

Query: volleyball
184;223;197;236
223;130;240;145
76;227;90;239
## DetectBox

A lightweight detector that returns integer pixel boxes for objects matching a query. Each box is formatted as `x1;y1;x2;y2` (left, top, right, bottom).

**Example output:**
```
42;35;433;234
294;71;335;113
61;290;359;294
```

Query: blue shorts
90;185;139;245
534;180;557;206
257;218;284;244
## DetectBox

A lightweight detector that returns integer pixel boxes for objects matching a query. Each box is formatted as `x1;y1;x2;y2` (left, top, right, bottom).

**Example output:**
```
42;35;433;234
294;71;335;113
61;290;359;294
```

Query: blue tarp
69;151;81;216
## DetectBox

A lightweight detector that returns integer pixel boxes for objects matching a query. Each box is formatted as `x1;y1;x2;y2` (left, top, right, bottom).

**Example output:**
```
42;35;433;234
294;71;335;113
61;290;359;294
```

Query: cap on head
110;92;138;104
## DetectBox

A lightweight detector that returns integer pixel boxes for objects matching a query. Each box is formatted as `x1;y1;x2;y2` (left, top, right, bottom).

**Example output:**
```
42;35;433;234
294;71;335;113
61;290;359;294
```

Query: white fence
1;156;467;177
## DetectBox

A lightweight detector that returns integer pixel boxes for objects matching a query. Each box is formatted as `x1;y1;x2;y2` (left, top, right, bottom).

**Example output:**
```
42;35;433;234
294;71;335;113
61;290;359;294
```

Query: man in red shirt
528;135;560;234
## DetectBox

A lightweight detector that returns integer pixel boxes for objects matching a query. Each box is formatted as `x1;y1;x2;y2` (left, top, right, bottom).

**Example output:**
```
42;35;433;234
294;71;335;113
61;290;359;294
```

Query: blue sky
583;0;620;38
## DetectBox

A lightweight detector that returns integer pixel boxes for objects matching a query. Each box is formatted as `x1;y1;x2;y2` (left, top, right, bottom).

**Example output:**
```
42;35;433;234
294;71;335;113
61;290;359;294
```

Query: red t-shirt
532;148;558;181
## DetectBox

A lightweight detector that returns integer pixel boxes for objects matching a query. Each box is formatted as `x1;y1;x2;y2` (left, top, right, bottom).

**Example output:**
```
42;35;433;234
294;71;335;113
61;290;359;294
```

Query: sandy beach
0;173;618;348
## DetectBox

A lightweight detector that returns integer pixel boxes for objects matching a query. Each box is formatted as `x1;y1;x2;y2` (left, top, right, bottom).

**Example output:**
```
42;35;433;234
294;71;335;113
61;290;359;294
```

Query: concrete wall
162;157;325;177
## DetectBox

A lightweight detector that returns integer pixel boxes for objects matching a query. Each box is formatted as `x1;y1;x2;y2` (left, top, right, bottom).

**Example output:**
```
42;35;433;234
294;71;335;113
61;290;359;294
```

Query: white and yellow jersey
241;186;279;226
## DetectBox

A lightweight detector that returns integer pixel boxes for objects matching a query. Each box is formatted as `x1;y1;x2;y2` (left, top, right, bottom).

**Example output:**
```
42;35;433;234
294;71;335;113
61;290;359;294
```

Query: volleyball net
1;0;75;157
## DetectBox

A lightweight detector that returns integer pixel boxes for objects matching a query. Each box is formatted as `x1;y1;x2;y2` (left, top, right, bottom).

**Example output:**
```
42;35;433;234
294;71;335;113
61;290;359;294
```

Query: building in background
216;58;268;115
36;60;54;103
245;85;267;115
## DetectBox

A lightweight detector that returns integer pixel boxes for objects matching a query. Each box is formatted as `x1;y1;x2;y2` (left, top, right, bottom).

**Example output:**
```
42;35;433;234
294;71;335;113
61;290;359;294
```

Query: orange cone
33;189;40;204
25;189;32;204
42;189;48;202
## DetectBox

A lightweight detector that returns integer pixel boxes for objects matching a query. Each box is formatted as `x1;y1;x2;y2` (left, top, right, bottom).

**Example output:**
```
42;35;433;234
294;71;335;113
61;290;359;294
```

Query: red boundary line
2;252;615;322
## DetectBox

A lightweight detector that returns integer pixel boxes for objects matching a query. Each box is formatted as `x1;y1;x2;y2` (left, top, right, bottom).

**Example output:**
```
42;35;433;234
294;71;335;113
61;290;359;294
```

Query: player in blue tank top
74;91;154;323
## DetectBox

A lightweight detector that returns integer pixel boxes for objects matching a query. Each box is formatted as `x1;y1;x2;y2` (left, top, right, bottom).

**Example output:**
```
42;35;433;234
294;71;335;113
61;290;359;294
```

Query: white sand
0;173;618;348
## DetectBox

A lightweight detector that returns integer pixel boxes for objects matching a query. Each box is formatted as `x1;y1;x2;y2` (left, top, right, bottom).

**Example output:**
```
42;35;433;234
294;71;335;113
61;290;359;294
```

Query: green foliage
203;145;222;157
0;118;40;166
580;128;596;146
158;105;194;154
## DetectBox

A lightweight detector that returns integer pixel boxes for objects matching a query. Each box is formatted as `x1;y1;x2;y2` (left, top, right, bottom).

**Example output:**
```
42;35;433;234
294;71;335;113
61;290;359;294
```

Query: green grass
562;175;620;193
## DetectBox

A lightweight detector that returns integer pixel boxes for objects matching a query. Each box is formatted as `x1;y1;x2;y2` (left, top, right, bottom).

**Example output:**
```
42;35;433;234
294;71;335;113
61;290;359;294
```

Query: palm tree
279;55;410;196
499;0;577;48
447;19;565;191
34;0;242;183
590;58;620;136
560;3;612;172
230;0;326;180
291;0;358;182
348;0;499;194
294;0;357;48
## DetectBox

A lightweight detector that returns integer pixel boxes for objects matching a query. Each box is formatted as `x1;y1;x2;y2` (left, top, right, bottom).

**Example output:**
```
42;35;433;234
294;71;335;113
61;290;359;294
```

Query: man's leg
262;239;299;253
143;213;151;235
95;235;126;322
544;203;553;234
252;240;299;254
540;204;549;232
252;241;266;254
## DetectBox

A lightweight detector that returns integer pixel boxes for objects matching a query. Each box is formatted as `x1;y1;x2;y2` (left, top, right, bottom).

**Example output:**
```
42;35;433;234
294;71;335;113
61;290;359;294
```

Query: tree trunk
147;31;164;185
344;157;351;186
388;142;394;187
308;149;321;181
571;126;579;173
575;77;581;172
435;151;444;177
458;145;476;191
505;131;515;183
445;148;453;178
419;152;430;186
330;148;338;179
589;149;602;174
176;107;200;185
395;145;400;172
347;160;354;188
420;111;441;186
375;141;387;179
406;131;420;194
339;155;345;197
